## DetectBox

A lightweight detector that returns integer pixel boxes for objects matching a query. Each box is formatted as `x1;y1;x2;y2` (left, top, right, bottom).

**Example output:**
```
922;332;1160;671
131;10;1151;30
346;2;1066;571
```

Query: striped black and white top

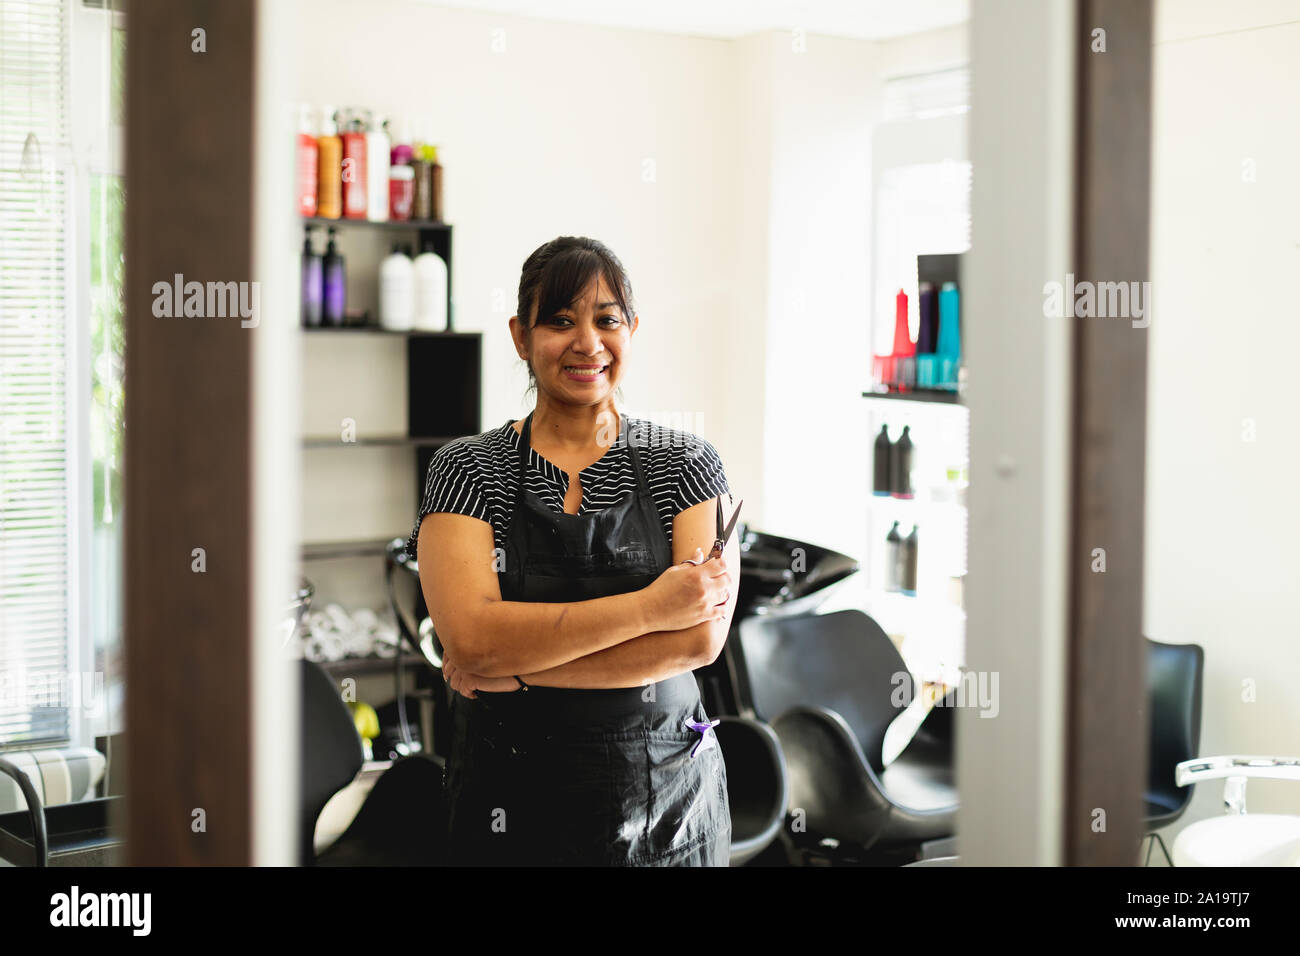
405;414;732;561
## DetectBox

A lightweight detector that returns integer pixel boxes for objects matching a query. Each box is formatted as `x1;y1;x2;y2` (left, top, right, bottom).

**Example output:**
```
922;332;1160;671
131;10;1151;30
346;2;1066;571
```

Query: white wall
744;31;882;560
294;0;743;552
1147;0;1300;840
293;1;910;568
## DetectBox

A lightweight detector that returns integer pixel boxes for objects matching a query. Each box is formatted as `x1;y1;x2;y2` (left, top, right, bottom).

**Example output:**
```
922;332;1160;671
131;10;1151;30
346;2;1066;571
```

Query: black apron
442;409;731;866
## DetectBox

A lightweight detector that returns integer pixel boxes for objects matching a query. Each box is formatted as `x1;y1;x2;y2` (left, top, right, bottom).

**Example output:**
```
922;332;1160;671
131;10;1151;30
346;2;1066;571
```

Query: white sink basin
1173;814;1300;866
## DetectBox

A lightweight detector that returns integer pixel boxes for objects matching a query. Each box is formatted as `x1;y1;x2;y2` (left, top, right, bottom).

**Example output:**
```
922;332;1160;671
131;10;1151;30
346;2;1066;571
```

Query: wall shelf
302;216;449;232
862;389;963;406
302;538;394;561
302;326;476;337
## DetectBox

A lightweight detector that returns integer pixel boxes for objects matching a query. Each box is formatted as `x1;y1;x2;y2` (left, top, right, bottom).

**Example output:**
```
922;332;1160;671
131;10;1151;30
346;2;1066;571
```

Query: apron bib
443;410;731;866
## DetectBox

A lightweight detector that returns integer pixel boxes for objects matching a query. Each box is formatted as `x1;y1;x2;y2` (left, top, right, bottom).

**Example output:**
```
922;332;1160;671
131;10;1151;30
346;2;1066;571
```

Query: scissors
704;497;743;562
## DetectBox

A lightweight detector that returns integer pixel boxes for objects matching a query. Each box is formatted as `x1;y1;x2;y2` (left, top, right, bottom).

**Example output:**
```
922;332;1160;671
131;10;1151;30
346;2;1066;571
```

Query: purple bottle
322;226;346;327
301;229;322;327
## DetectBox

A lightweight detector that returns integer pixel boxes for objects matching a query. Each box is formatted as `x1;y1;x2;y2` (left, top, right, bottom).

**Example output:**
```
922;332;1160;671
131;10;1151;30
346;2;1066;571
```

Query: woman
406;236;741;866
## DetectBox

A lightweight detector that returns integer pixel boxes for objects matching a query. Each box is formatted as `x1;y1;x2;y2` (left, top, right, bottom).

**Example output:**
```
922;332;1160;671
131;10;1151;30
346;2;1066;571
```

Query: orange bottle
316;106;342;219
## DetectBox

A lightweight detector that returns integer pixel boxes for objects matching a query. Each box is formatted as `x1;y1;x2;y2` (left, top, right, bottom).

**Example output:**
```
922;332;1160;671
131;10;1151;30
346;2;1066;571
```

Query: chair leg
1142;831;1173;867
1152;832;1173;867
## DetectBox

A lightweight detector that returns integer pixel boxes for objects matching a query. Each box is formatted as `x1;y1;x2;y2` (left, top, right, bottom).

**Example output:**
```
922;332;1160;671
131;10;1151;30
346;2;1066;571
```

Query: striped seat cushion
0;747;107;815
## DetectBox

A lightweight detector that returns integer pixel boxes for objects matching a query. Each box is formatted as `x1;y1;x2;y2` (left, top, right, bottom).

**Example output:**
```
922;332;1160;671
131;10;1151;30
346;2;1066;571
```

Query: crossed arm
415;494;741;692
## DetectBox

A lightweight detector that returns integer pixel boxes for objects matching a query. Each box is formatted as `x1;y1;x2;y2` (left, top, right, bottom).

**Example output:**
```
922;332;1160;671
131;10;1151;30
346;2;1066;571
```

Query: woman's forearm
461;588;657;678
517;623;713;689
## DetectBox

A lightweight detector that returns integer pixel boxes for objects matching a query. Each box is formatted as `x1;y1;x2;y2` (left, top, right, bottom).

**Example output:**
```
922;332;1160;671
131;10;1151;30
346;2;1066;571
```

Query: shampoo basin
1172;755;1300;867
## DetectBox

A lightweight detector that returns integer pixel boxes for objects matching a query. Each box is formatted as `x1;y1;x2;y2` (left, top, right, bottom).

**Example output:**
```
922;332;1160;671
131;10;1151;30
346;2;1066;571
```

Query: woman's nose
574;323;602;352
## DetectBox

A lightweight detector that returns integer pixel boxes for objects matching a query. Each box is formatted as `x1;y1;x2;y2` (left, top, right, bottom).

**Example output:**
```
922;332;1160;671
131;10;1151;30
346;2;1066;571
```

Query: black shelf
862;389;963;406
302;538;394;561
314;654;429;676
303;216;449;232
302;326;476;337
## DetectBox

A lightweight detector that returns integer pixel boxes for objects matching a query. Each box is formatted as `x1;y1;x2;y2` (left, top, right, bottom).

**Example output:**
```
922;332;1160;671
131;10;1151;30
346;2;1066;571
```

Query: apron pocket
636;728;730;865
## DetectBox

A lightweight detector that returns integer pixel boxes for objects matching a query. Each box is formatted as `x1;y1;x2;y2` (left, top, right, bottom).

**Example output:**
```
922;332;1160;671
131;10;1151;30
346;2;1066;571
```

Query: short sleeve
673;435;731;516
404;443;488;560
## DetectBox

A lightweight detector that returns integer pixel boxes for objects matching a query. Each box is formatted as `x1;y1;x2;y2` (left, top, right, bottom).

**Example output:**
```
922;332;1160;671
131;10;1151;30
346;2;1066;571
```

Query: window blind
1;0;72;750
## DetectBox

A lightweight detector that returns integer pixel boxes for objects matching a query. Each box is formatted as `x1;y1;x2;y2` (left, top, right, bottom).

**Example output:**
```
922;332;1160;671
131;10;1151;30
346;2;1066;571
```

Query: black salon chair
713;715;787;865
299;657;447;866
1140;636;1204;866
737;608;958;863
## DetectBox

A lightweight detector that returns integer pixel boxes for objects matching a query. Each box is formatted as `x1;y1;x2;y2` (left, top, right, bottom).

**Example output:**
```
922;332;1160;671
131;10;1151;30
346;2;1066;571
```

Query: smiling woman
410;235;740;866
510;235;637;401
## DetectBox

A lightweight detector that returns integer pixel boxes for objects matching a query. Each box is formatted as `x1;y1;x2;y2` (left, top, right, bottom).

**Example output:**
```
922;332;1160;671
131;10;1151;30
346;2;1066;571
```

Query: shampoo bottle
412;240;448;331
296;105;318;218
902;525;920;596
316;106;342;220
890;425;915;499
885;521;903;593
301;228;322;327
380;244;414;331
322;227;345;327
872;424;892;496
366;113;390;222
340;112;369;220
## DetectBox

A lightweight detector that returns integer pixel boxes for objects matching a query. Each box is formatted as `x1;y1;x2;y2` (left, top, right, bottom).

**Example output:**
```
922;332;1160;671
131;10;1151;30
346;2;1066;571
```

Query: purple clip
683;716;720;758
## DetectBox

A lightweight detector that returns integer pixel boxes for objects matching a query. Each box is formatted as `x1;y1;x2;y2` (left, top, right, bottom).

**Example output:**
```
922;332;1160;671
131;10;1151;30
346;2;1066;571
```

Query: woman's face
514;276;637;405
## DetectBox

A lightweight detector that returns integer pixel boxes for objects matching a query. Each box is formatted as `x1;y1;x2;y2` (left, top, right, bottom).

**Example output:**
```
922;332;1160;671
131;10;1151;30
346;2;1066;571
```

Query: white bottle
379;244;414;330
412;243;448;331
366;113;391;222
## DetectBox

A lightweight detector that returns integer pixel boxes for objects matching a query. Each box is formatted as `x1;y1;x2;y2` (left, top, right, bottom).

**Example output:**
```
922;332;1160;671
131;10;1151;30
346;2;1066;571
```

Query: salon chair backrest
1145;637;1203;813
737;609;914;776
299;658;365;865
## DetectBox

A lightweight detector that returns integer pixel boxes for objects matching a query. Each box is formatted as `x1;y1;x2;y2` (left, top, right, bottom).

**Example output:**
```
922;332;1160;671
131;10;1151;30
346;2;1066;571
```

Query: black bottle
885;521;903;593
891;425;914;499
902;525;919;596
873;425;892;496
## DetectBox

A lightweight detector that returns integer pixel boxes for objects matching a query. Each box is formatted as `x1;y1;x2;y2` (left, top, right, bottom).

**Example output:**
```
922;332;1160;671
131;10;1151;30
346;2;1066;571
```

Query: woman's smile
562;364;608;382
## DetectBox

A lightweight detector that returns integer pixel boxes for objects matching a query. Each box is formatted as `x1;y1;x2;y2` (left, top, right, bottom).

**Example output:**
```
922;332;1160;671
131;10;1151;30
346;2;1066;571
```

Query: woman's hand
442;654;523;699
641;548;733;632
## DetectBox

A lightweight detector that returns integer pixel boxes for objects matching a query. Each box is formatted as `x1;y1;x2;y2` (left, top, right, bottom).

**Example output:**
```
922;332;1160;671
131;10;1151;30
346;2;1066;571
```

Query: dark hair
516;237;635;398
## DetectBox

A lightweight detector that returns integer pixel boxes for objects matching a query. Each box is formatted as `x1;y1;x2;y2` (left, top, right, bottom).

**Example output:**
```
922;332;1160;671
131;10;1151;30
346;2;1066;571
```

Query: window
0;0;74;749
1;0;125;751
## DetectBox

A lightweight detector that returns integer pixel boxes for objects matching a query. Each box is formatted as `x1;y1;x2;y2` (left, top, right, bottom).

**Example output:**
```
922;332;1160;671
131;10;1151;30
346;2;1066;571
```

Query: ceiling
420;0;970;41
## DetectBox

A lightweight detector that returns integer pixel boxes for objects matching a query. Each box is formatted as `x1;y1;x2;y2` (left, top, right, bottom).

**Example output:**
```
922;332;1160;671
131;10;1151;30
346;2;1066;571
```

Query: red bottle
295;105;318;217
340;115;368;220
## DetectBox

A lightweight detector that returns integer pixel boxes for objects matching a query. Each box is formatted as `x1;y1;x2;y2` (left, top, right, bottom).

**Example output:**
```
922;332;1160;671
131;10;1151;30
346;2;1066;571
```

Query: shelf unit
864;252;968;686
298;216;480;565
300;215;454;331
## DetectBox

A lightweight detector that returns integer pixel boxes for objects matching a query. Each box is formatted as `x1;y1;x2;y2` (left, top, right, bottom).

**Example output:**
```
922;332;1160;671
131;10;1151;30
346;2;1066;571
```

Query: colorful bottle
428;144;443;222
296;105;318;218
890;425;914;499
340;113;369;220
936;281;961;389
316;106;342;220
389;164;414;220
301;228;322;327
411;157;431;220
322;227;345;326
873;424;892;496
